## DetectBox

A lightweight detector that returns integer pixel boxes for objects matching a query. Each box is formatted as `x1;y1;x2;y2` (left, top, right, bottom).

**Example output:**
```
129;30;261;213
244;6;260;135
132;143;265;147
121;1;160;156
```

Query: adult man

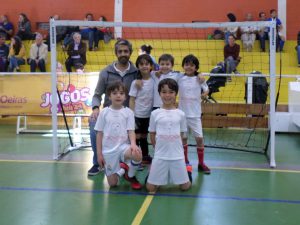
257;12;269;52
28;33;48;72
224;34;241;76
0;15;13;40
88;39;138;176
65;32;87;72
0;34;9;71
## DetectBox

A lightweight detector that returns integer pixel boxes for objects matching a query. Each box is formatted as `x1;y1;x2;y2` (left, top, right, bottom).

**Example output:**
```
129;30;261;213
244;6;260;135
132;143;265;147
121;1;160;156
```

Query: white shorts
183;117;203;138
103;143;130;176
147;158;189;185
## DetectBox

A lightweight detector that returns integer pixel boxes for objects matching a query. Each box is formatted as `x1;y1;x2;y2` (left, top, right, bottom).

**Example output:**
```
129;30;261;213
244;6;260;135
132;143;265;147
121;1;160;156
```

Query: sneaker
120;162;142;190
88;165;101;176
137;164;144;171
186;164;193;183
198;163;211;174
142;155;152;164
128;176;142;190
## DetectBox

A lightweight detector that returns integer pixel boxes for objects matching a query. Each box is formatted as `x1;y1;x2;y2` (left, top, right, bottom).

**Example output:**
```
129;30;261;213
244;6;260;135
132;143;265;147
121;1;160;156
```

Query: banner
0;74;99;115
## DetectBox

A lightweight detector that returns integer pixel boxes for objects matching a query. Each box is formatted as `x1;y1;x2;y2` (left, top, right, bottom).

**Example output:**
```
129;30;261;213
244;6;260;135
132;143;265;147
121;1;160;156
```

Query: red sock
183;144;189;163
197;147;205;165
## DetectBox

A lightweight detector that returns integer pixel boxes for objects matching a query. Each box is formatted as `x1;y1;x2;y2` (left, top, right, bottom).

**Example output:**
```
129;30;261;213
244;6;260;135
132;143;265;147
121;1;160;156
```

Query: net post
269;20;277;168
50;18;58;160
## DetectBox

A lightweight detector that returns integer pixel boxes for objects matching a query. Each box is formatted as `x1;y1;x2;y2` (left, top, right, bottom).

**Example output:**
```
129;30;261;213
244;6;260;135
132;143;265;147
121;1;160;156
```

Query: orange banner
0;74;99;115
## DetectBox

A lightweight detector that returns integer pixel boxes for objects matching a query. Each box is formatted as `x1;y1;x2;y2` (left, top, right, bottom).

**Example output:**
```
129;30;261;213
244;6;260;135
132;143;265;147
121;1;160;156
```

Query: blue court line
1;186;300;205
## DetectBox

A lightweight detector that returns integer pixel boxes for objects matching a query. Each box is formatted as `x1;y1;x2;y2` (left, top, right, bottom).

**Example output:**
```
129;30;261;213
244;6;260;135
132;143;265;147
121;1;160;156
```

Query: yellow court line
1;159;300;174
132;195;154;225
0;159;88;164
211;166;300;174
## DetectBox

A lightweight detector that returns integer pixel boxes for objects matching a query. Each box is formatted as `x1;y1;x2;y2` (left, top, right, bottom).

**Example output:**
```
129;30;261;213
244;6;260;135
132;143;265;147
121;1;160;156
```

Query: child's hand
197;73;205;83
131;145;142;161
155;70;162;78
135;79;143;89
98;153;105;168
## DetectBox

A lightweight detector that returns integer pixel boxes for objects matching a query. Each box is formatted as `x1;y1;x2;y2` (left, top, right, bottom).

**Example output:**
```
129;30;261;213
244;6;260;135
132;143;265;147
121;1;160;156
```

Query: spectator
0;34;9;71
224;34;241;76
296;31;300;67
240;13;257;52
223;13;238;44
16;13;34;40
80;13;96;51
46;15;67;51
257;12;269;52
62;26;80;50
28;33;48;72
268;9;285;52
94;16;113;50
65;32;86;72
138;44;159;70
8;36;26;72
88;39;139;176
0;15;13;40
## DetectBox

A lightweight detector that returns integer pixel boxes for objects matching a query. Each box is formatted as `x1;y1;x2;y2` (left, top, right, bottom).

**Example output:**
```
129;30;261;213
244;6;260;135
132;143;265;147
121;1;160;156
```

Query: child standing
95;81;143;189
129;54;154;164
146;78;191;193
178;54;211;174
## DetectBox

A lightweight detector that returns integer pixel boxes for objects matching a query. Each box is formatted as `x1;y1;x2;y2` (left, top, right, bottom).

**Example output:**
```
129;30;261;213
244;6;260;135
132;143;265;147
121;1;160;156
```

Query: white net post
50;18;58;160
269;20;277;168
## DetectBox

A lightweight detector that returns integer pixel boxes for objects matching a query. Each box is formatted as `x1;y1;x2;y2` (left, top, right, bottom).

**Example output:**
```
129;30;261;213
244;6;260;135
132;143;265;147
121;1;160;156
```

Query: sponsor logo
0;95;27;104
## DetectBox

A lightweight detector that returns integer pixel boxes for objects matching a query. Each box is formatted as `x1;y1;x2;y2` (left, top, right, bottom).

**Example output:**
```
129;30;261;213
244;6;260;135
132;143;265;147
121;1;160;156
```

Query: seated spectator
28;33;48;72
62;26;80;49
257;12;269;52
65;32;87;72
80;13;96;51
240;13;257;52
223;13;239;44
296;31;300;67
8;36;26;72
138;44;159;70
16;13;34;40
0;34;9;71
0;15;13;40
94;16;113;50
268;9;285;52
46;14;67;51
224;34;241;76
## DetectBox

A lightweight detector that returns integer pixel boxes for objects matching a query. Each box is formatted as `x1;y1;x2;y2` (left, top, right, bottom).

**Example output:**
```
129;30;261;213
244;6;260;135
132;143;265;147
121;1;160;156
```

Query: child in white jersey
129;54;154;165
94;81;143;189
178;54;210;174
146;78;192;193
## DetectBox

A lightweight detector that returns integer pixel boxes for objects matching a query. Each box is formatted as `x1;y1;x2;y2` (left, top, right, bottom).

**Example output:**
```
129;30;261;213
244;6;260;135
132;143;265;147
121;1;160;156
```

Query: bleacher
17;38;299;104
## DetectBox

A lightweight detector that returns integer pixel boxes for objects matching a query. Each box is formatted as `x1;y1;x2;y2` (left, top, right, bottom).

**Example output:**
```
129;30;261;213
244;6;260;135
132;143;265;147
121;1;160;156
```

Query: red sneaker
120;162;142;190
198;163;211;174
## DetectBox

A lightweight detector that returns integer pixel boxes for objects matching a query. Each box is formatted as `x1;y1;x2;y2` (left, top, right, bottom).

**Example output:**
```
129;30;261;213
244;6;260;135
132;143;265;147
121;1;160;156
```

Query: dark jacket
92;62;138;108
67;42;87;65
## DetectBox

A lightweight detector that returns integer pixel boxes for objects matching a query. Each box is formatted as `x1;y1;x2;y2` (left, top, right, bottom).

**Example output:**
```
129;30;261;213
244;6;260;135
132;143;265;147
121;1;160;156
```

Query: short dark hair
182;54;200;72
259;12;266;18
227;13;236;22
228;34;236;40
140;44;153;54
270;9;276;14
114;39;133;55
158;78;178;95
136;54;153;67
158;54;174;66
106;81;127;96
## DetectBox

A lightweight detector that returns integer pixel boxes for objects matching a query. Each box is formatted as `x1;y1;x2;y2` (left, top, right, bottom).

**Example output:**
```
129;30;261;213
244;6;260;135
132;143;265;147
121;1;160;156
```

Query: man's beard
118;56;129;65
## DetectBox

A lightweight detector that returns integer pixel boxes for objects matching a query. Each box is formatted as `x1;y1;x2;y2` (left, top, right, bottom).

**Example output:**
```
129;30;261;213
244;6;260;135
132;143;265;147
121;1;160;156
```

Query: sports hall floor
0;124;300;225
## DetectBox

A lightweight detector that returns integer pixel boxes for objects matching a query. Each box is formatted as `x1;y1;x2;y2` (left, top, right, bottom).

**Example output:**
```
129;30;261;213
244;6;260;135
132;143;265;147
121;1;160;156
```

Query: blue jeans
258;32;268;51
89;120;98;166
8;57;25;72
225;56;238;74
80;30;95;49
297;46;300;64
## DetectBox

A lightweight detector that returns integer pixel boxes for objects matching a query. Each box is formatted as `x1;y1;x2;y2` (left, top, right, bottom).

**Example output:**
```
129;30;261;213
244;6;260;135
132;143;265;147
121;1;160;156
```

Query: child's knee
107;175;119;187
146;183;157;193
